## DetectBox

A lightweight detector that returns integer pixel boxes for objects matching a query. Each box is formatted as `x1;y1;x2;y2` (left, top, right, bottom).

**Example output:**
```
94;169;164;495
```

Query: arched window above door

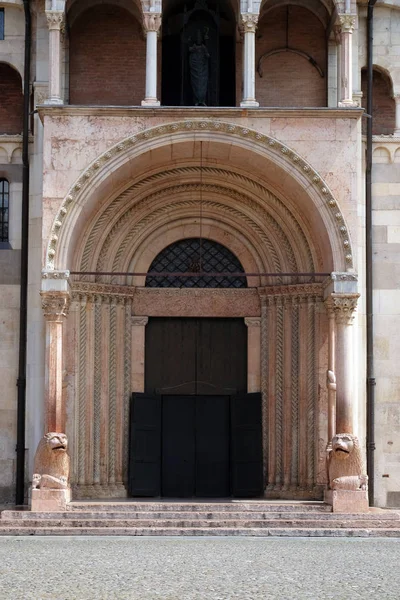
145;238;247;288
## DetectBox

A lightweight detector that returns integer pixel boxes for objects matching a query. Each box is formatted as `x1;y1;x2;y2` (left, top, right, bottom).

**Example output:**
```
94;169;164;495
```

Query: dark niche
162;0;236;107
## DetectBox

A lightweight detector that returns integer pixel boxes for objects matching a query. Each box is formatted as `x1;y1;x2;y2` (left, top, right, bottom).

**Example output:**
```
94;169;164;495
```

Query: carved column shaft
131;316;149;392
245;317;261;393
41;291;70;432
331;293;359;433
337;15;356;107
141;13;161;107
325;300;336;447
240;14;259;107
45;11;64;105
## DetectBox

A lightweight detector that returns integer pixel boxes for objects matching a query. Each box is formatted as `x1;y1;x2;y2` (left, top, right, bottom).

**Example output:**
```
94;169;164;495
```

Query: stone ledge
37;105;364;121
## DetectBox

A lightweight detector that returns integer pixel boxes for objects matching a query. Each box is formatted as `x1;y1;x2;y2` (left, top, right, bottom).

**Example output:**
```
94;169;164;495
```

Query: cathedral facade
1;0;399;507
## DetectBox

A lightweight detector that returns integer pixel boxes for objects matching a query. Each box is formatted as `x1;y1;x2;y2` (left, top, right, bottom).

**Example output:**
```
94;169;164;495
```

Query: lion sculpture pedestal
30;433;71;512
324;433;369;513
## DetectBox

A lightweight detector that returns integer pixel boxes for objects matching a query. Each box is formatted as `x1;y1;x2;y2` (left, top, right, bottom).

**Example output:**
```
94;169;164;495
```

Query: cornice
37;106;364;122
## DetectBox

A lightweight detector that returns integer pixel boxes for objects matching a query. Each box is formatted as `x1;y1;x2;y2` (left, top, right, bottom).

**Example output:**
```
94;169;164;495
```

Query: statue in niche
189;29;210;106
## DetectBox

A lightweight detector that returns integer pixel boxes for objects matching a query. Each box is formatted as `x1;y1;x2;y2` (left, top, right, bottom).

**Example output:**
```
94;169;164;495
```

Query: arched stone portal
41;121;358;500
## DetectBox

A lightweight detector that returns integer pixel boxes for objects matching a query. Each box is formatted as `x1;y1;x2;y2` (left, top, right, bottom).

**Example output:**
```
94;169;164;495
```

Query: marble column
240;13;259;108
331;293;359;434
41;291;70;433
337;14;357;107
131;317;149;392
325;299;336;449
141;13;161;107
45;10;65;105
394;94;400;136
245;317;261;393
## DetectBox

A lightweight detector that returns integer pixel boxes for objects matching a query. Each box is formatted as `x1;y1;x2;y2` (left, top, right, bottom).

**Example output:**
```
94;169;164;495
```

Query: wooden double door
129;318;263;498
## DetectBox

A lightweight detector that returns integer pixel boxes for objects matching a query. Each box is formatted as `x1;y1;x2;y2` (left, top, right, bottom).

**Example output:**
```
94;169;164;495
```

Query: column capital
240;13;259;33
143;12;162;33
245;317;261;327
337;14;356;34
131;316;149;327
41;291;70;321
45;10;65;31
330;293;360;326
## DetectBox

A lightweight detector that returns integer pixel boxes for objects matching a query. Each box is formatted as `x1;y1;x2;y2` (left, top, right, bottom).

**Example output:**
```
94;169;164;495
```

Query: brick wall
361;69;395;135
0;64;23;134
255;6;326;107
69;5;146;106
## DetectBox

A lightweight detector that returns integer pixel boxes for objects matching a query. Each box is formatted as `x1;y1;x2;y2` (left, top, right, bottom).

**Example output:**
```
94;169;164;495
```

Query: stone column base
324;489;369;513
30;488;71;512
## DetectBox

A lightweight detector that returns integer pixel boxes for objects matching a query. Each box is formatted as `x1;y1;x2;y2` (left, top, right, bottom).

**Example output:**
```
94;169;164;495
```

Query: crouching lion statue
328;433;368;491
32;432;70;490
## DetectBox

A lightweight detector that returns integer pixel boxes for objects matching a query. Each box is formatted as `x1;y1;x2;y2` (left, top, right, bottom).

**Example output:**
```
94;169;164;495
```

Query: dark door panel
231;392;263;497
196;319;247;395
145;318;196;395
129;393;161;496
162;396;195;497
195;395;230;497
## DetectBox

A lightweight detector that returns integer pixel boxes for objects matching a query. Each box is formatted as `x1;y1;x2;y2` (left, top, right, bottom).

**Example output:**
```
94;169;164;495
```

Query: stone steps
66;501;332;513
3;510;399;521
1;526;400;537
1;518;400;529
2;501;400;537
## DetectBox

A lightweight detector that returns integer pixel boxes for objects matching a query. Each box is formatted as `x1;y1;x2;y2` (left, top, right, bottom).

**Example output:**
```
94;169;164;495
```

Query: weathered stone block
324;489;369;513
30;488;71;512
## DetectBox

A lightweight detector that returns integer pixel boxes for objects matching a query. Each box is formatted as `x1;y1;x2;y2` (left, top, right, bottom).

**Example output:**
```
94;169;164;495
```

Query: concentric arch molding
45;120;354;271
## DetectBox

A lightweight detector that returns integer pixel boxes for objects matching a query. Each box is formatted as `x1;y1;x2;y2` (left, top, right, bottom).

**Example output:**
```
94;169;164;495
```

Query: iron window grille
146;238;247;288
0;179;9;242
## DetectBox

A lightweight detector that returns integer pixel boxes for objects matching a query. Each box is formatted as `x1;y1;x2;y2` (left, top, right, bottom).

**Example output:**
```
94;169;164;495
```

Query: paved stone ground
0;536;399;599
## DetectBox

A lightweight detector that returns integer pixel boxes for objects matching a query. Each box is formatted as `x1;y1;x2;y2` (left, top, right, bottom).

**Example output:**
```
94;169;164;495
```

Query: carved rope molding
99;192;300;276
80;166;313;274
45;121;354;271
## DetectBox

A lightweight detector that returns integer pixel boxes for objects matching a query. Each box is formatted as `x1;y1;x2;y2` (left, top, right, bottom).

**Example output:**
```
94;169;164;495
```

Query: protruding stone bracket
323;272;358;299
42;269;70;293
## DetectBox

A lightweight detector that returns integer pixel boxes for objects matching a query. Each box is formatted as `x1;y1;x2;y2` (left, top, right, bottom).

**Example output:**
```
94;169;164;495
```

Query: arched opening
361;67;395;136
0;64;23;134
146;237;247;288
68;3;145;105
44;123;354;500
256;4;327;107
161;0;236;106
